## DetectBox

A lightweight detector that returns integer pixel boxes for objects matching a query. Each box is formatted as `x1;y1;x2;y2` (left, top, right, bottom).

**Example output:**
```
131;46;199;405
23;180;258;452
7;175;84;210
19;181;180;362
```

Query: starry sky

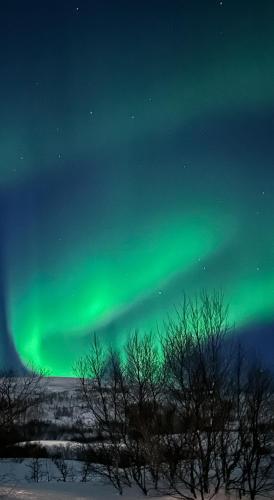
0;0;274;375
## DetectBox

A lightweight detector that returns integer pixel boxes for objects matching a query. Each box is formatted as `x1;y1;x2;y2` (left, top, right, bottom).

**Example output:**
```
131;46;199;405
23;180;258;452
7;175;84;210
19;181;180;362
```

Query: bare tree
236;361;274;500
162;291;235;500
0;367;46;447
53;456;74;482
123;330;166;495
76;292;274;500
25;457;43;483
80;460;93;482
76;331;166;496
75;334;131;495
210;342;254;497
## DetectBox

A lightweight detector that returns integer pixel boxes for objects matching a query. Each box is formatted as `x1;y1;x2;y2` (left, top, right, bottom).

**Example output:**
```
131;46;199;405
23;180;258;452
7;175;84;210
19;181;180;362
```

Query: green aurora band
0;0;274;375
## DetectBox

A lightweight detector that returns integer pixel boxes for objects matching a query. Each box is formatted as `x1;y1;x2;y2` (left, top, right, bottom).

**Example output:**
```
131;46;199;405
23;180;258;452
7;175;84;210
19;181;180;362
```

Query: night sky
1;1;274;375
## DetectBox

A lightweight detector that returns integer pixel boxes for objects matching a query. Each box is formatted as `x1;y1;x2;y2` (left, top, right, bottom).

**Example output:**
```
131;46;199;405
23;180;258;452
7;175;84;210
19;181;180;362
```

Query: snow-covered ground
0;459;270;499
1;378;271;499
16;440;85;459
45;377;79;393
0;483;151;499
0;483;172;500
0;459;164;499
0;482;268;500
25;376;95;431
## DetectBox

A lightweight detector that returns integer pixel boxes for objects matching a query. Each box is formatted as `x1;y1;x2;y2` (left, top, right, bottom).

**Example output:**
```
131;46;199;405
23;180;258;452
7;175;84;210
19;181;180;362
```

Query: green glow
1;1;274;375
7;212;231;375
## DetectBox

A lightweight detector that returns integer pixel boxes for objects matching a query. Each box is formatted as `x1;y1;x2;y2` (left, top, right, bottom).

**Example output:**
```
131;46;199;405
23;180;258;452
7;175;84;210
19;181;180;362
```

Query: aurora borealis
1;0;274;375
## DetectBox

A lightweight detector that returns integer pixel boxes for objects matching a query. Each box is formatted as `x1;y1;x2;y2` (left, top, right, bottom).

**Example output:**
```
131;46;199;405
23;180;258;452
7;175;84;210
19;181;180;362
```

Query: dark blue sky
0;0;274;374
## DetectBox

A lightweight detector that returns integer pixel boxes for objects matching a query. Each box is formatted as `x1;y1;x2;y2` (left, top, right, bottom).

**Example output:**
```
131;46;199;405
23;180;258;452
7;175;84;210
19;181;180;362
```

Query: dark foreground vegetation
1;292;274;499
76;292;274;499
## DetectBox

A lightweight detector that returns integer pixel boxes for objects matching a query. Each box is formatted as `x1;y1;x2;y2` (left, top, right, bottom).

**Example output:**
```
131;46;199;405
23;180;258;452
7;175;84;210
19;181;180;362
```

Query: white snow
0;377;271;499
0;459;270;499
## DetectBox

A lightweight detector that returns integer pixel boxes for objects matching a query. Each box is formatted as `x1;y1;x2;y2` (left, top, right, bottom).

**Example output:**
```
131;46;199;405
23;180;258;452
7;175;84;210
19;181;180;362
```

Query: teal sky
0;0;274;375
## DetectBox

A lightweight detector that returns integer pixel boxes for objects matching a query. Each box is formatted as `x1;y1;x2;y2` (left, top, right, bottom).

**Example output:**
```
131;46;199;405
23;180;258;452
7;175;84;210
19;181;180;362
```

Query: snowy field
0;459;269;499
0;378;271;499
0;459;166;498
0;459;141;498
45;377;79;393
0;482;158;499
0;483;268;500
36;377;95;428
